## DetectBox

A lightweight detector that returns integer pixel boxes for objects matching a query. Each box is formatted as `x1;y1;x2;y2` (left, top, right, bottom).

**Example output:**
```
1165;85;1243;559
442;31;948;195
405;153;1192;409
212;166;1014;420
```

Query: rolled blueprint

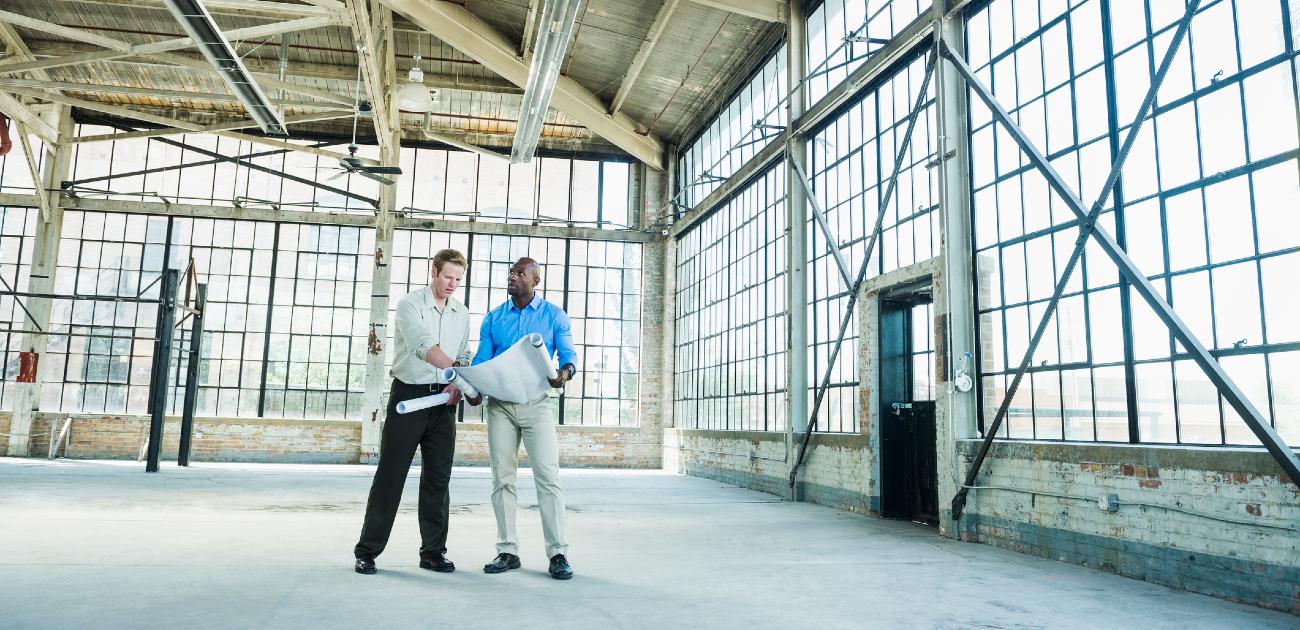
442;334;558;403
395;392;450;414
526;332;559;380
442;367;481;400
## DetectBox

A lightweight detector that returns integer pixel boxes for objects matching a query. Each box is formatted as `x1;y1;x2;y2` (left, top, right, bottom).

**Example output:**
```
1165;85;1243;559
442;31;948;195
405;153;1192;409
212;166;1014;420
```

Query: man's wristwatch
560;365;575;381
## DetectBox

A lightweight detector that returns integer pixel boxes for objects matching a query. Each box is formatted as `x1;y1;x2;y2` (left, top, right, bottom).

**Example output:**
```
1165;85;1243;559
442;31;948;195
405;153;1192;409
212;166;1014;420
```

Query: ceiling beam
71;111;353;143
519;0;542;58
346;0;395;150
0;20;60;143
686;0;784;22
610;0;678;115
0;9;133;52
380;0;664;169
0;94;58;144
0;15;338;76
5;85;361;163
51;0;334;19
0;77;350;110
144;51;356;105
422;128;507;162
21;39;523;94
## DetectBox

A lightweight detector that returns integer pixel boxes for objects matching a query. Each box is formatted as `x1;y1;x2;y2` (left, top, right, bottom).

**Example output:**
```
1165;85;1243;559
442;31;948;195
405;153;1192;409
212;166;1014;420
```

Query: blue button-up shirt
472;295;579;372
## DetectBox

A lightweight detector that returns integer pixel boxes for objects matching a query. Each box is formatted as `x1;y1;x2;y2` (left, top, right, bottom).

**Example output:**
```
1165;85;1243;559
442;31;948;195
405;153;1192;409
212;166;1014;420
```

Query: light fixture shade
397;66;436;113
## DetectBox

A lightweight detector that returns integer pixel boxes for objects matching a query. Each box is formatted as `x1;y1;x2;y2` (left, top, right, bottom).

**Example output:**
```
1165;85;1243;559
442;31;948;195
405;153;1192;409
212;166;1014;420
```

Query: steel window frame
939;2;1300;518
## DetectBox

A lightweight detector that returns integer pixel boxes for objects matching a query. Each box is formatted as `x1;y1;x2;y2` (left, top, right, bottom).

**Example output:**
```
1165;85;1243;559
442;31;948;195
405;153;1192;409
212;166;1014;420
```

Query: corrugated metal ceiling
0;0;784;161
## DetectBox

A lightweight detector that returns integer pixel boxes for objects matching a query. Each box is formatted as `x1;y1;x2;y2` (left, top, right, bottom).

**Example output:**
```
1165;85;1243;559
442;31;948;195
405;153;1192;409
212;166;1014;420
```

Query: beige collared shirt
390;286;471;385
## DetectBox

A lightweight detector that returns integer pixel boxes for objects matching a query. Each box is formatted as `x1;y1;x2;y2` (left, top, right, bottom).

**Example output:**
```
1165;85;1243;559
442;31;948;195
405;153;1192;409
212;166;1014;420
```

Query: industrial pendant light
397;34;437;113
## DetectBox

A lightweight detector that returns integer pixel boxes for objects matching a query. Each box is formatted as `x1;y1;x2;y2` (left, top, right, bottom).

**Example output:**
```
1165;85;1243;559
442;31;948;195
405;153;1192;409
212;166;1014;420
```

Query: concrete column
637;160;672;467
7;106;73;457
361;153;396;463
931;1;979;536
785;0;809;489
360;8;399;463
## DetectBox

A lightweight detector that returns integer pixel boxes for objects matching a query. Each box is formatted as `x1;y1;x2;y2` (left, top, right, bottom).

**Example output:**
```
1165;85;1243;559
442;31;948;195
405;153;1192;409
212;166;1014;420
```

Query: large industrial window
263;224;373;419
0;206;37;410
806;0;928;102
967;0;1299;446
168;218;276;418
674;166;787;430
806;51;938;433
678;48;788;210
3;129;645;423
390;231;642;427
43;211;163;414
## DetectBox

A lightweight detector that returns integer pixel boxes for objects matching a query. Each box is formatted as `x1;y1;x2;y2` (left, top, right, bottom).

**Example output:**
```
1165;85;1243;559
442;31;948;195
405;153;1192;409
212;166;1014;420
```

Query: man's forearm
424;344;456;369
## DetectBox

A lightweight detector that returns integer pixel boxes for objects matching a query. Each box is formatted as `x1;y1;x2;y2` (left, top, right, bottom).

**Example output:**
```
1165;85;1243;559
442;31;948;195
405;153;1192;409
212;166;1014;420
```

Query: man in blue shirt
469;257;577;580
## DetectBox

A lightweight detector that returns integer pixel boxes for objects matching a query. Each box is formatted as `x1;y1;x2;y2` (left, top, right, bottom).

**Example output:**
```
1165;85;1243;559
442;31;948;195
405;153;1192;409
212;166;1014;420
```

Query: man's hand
548;365;574;389
443;383;462;406
465;393;483;406
425;344;455;369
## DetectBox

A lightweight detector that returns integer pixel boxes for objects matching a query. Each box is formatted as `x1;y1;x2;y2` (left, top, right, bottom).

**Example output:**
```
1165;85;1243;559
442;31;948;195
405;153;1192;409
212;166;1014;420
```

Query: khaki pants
485;396;568;558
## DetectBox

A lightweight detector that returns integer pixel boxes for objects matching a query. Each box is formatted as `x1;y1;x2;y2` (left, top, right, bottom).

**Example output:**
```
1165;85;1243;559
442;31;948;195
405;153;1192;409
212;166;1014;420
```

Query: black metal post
178;283;206;467
146;268;179;473
789;51;937;489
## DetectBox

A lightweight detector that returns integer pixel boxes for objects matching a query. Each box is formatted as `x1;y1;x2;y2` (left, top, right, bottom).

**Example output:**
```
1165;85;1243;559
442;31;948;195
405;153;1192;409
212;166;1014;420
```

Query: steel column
937;5;1300;504
145;268;179;473
785;0;810;484
789;51;936;489
178;283;206;467
932;0;978;530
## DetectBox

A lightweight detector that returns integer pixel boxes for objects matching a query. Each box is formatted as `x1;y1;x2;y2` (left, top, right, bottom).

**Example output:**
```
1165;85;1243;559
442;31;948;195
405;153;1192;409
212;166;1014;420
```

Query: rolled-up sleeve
553;310;578;371
396;298;435;360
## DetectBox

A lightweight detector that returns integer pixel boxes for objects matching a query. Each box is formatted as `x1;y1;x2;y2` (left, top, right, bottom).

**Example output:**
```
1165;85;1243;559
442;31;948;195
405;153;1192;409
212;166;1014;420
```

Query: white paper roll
526;332;559;380
441;368;480;399
395;392;450;414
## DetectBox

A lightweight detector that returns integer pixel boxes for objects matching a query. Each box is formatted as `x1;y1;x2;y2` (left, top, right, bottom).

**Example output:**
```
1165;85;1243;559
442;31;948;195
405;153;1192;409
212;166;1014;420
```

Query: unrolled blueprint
443;333;558;404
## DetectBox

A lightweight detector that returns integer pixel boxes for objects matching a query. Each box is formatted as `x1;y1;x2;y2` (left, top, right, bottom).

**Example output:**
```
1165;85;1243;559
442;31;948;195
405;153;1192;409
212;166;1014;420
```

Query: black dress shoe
355;555;376;575
419;552;455;573
548;554;573;580
482;553;521;574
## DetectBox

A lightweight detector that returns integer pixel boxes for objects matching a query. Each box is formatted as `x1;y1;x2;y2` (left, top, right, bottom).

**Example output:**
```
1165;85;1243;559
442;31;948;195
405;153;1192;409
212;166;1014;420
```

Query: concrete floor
0;459;1294;630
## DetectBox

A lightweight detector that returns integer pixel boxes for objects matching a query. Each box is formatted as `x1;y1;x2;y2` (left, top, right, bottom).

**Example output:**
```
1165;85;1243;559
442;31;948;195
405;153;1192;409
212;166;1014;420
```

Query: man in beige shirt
354;249;471;575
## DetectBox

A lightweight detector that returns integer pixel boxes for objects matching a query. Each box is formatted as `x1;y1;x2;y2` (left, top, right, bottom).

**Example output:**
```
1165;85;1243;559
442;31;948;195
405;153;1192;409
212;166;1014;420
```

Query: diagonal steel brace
789;50;936;489
791;157;854;287
940;1;1299;520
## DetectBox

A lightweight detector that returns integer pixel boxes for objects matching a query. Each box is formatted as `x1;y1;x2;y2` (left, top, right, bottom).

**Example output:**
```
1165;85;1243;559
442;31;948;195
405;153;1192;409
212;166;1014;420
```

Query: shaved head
507;257;542;301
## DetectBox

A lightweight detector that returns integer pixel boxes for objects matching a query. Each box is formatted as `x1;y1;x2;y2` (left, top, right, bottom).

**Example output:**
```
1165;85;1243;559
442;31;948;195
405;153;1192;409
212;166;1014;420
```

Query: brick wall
0;412;665;468
951;440;1300;614
664;429;877;513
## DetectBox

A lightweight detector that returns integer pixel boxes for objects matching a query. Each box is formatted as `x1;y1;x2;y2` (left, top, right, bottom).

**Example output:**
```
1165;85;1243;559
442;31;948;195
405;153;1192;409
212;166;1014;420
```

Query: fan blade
358;171;396;186
326;170;348;182
360;165;402;175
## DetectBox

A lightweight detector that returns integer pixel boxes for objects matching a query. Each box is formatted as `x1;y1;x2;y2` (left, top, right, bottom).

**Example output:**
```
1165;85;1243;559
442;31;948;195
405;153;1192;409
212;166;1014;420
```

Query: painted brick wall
664;429;878;513
0;412;665;468
951;440;1300;614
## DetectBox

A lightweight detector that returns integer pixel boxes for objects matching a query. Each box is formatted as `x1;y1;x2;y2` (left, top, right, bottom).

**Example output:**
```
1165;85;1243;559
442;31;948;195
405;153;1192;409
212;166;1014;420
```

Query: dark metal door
880;297;938;526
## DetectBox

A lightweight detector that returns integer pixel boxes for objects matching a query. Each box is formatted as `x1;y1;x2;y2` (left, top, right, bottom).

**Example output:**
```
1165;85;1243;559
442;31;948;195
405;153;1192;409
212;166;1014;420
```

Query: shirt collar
426;287;464;313
508;295;544;312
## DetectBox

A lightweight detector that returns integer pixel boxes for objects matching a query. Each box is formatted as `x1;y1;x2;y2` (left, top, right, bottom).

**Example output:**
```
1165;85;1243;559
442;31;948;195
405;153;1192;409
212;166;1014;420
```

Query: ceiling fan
331;44;402;186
